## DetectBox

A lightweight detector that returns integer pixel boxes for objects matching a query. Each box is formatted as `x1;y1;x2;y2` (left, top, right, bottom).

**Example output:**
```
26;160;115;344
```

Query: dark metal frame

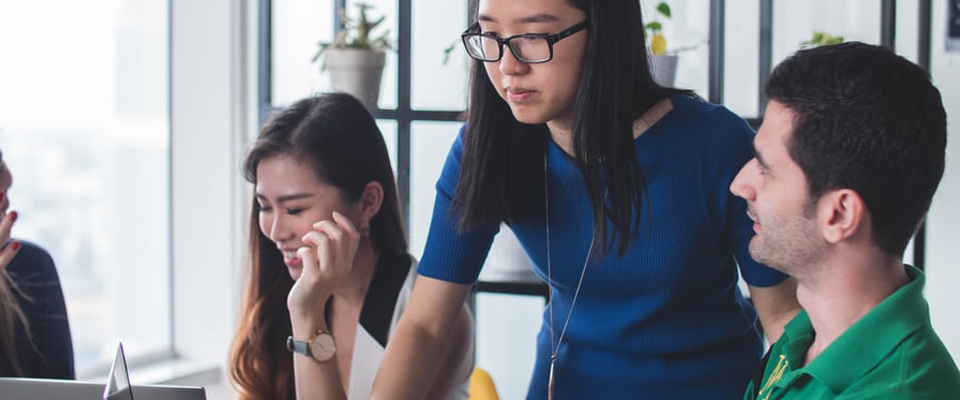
257;0;935;289
256;0;463;231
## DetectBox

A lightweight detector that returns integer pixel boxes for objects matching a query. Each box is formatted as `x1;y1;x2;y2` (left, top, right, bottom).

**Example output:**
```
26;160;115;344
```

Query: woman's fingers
317;212;359;258
313;219;345;247
330;211;358;238
0;211;17;245
302;229;345;281
0;211;19;270
300;212;362;280
300;231;329;271
297;245;318;276
0;239;21;270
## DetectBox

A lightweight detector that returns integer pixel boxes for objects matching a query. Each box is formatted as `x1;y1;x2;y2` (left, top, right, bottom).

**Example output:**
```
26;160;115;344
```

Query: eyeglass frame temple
460;21;588;63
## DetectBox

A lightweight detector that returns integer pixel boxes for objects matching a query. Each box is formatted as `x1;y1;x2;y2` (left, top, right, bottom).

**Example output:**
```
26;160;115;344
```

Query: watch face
310;332;336;362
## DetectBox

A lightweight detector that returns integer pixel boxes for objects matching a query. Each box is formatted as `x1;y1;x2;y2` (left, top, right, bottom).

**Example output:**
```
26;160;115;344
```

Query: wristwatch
286;329;336;362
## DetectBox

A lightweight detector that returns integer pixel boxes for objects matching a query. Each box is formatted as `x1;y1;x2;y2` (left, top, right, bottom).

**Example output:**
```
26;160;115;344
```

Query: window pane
375;119;398;180
895;0;921;63
773;0;882;65
724;0;762;118
0;0;170;373
475;292;541;399
412;0;468;110
270;0;334;108
409;122;460;260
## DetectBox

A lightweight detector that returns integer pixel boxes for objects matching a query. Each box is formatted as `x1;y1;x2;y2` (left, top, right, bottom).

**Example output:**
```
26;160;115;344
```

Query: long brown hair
228;93;407;399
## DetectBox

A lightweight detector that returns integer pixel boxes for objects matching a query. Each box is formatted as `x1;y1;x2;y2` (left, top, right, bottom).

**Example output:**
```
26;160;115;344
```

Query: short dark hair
766;42;947;256
456;0;688;255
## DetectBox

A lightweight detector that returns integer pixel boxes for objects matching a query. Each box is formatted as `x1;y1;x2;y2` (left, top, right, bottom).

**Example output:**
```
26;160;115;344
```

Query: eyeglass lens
465;35;552;62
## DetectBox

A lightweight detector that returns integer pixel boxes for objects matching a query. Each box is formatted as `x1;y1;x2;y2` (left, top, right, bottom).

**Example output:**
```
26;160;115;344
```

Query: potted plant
643;2;704;87
800;31;844;48
311;3;392;107
644;2;678;86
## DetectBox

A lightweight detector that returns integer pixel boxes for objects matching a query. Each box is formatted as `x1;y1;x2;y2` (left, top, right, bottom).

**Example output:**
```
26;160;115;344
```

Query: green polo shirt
744;265;960;400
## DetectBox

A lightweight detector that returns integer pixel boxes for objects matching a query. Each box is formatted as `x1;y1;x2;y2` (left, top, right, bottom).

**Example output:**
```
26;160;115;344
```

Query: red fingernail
11;241;20;251
9;211;17;222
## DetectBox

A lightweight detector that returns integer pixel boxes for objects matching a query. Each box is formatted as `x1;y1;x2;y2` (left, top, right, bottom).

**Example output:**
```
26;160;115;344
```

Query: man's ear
820;189;866;244
356;181;384;227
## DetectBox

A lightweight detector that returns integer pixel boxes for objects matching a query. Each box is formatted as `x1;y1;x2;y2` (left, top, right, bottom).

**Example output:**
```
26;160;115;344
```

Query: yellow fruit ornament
644;2;672;55
650;33;667;55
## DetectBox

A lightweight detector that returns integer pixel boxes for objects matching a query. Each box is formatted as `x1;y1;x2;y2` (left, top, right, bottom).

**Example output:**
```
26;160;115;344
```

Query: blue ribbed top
418;95;787;399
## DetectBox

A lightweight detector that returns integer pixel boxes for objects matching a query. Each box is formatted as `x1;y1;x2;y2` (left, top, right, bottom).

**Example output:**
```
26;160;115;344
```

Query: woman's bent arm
370;275;473;400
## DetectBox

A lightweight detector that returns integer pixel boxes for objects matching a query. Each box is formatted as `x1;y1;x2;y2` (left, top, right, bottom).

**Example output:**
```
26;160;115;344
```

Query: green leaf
657;2;672;18
368;16;385;30
442;41;457;65
645;21;662;31
799;31;844;48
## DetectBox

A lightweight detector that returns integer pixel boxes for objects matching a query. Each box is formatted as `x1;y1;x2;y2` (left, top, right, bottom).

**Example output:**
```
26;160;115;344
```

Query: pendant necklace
544;152;598;400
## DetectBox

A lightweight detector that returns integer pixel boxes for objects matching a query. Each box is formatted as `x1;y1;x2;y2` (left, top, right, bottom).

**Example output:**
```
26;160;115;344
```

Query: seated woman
0;146;75;379
229;93;473;400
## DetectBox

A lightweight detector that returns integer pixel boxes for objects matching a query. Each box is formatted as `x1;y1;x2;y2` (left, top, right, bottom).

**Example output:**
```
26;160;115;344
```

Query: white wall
170;0;248;397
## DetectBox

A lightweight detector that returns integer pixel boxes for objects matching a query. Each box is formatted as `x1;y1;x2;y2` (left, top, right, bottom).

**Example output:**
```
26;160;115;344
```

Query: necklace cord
545;152;597;361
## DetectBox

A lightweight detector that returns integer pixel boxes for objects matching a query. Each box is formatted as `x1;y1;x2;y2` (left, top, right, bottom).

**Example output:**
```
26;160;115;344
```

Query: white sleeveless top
346;253;472;400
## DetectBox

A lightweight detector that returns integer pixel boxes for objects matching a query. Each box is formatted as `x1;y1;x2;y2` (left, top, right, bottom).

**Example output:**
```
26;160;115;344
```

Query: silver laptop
0;343;206;400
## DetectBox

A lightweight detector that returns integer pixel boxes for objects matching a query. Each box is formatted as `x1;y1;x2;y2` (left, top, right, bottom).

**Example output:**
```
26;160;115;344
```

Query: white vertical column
170;0;246;391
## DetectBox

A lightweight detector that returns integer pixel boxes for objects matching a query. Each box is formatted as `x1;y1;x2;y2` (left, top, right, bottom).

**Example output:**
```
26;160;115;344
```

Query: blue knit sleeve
416;126;500;284
700;107;789;288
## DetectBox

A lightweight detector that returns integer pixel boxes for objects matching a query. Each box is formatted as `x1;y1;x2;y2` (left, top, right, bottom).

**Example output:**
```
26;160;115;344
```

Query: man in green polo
731;41;960;399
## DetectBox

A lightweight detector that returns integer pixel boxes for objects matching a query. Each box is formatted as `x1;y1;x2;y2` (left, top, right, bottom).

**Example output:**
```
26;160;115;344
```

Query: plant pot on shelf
649;54;678;87
323;47;386;107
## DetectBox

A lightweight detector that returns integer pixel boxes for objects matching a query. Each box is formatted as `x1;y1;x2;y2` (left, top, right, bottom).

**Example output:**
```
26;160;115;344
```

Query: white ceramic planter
322;48;386;107
649;54;679;87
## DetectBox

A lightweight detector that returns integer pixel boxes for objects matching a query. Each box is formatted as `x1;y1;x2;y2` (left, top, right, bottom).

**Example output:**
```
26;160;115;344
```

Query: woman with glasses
228;94;473;400
373;0;801;399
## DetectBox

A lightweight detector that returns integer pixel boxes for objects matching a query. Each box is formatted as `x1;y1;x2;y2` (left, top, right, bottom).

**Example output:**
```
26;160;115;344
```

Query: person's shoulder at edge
6;239;75;380
658;94;754;150
661;94;755;171
841;327;960;399
5;240;60;282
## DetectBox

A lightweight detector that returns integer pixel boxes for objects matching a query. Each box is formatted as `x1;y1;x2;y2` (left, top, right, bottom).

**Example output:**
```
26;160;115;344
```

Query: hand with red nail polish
0;209;21;270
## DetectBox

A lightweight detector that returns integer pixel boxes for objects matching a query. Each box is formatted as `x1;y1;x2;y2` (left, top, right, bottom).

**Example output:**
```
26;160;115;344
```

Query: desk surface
0;377;206;400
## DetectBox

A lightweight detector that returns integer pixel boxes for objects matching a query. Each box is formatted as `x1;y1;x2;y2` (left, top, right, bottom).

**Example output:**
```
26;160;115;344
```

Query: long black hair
454;0;685;255
230;93;406;400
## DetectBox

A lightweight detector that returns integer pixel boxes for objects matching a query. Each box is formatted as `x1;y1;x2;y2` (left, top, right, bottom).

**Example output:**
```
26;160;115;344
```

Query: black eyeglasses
461;21;588;64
